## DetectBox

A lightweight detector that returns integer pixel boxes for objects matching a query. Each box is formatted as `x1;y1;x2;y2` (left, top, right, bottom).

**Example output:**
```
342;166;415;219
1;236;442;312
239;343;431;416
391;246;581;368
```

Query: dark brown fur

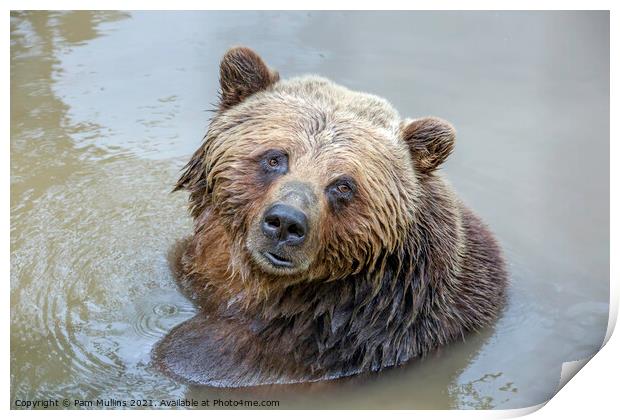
153;47;507;387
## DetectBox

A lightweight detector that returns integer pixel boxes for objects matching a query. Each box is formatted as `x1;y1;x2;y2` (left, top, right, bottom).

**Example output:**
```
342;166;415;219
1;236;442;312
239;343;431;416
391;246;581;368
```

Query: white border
0;0;617;11
4;1;617;419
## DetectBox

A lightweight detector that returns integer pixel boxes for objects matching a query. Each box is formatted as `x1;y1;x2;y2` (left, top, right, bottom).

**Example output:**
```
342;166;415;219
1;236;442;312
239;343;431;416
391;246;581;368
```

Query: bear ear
218;46;280;111
402;117;456;174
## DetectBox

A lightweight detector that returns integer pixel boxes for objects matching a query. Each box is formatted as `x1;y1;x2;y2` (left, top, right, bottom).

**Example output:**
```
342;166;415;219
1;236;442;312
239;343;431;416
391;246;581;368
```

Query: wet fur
153;47;507;386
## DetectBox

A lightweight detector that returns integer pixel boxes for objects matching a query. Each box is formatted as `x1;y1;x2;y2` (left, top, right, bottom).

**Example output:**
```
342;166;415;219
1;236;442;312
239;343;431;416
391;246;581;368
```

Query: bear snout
261;203;308;247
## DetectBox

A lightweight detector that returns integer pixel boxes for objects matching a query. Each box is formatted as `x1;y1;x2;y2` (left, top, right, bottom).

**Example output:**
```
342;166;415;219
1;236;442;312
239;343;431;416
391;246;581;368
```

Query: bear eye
326;177;356;211
336;184;351;194
259;149;288;176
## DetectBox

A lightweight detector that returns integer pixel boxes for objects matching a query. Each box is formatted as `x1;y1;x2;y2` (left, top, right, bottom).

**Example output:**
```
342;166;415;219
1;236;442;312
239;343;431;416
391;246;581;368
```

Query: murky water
10;11;609;409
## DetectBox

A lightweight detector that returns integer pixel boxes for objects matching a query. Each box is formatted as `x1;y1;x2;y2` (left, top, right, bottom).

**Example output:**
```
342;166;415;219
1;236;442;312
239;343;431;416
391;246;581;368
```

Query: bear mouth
263;251;294;268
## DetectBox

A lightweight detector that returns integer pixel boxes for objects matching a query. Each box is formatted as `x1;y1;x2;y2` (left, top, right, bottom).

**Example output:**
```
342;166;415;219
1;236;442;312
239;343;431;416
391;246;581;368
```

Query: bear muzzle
260;204;308;269
250;181;318;273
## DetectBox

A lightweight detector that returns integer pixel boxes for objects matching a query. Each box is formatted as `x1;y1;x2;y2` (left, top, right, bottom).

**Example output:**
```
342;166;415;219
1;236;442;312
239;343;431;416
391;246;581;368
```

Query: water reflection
11;11;194;403
11;11;609;409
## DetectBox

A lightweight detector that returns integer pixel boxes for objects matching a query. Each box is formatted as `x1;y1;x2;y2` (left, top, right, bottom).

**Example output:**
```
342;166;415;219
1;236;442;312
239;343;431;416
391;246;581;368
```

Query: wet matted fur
153;47;508;387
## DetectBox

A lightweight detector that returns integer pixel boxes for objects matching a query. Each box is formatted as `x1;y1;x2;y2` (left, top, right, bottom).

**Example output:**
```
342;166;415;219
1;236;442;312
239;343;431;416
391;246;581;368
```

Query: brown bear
153;46;508;387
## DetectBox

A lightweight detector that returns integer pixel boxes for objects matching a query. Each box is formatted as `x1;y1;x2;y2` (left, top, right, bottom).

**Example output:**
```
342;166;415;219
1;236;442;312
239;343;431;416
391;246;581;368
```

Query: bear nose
261;204;308;246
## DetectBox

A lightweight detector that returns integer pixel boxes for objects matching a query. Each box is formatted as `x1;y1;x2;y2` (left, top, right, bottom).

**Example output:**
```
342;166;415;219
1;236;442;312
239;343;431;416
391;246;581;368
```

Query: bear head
175;46;456;291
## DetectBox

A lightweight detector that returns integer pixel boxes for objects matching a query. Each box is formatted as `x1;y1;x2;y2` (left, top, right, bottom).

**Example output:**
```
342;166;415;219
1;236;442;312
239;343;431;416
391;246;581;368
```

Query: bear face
156;47;506;387
176;47;456;290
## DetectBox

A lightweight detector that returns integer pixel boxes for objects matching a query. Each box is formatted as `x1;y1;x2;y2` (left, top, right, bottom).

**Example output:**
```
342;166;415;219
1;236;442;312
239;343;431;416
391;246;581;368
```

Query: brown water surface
10;11;609;409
